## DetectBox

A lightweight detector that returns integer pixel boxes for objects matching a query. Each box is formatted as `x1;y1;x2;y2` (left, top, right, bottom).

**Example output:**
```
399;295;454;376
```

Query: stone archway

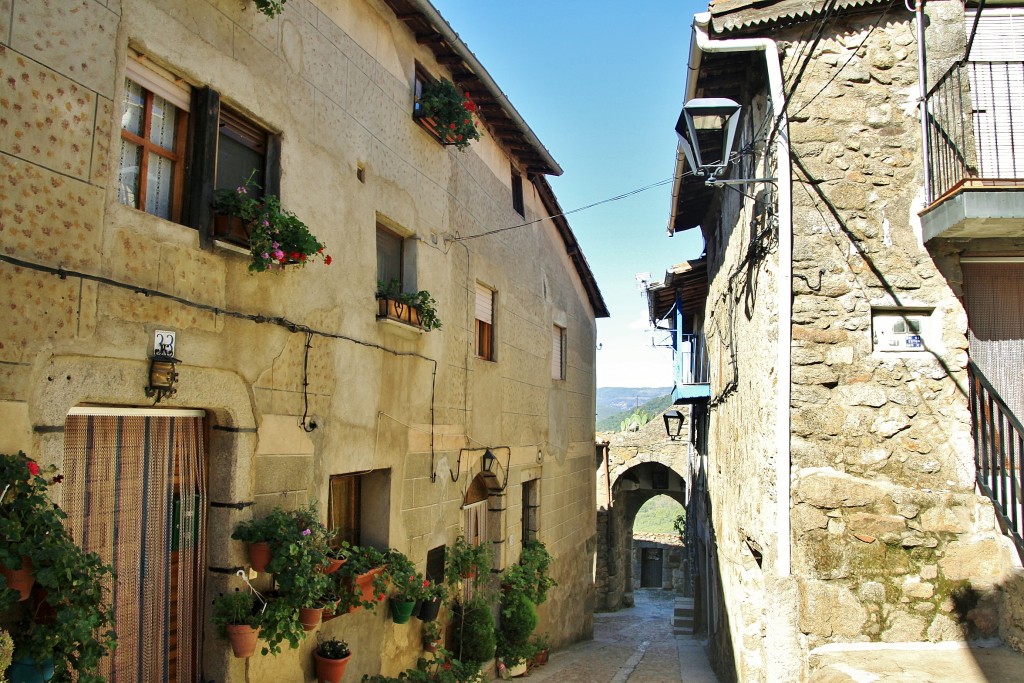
596;412;690;611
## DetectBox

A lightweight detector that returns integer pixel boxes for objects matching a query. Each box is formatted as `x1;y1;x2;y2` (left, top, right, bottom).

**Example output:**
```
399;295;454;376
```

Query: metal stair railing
969;361;1024;560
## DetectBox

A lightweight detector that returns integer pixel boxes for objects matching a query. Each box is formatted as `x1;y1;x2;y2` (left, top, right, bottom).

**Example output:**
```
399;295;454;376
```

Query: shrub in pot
211;590;263;658
451;596;496;667
314;634;351;683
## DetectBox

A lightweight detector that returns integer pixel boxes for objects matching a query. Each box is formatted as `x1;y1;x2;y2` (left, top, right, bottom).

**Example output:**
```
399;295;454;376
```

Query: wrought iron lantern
675;97;741;182
482;449;497;473
663;409;685;439
146;347;179;403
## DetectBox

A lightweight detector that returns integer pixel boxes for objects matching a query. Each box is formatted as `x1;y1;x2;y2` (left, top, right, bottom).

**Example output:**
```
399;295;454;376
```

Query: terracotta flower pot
318;556;346;575
533;648;549;666
300;606;324;631
225;624;260;658
347;566;385;613
315;652;352;683
1;556;35;602
247;542;271;573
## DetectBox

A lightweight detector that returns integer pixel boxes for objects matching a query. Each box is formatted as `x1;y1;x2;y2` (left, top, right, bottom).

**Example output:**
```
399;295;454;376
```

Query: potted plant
252;0;286;17
495;591;537;677
414;78;482;151
416;579;448;622
212;176;331;273
386;551;424;624
376;279;442;331
334;543;389;614
421;620;442;653
230;507;296;572
444;536;492;586
502;541;557;605
211;590;263;659
0;453;115;683
450;596;496;667
314;634;352;683
529;633;551;667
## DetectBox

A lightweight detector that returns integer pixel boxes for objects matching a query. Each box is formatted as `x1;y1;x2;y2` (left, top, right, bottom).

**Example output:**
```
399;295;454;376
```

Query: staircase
673;596;695;636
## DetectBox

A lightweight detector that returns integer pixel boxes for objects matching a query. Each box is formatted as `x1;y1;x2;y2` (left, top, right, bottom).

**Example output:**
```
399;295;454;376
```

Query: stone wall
694;3;1020;681
0;0;598;680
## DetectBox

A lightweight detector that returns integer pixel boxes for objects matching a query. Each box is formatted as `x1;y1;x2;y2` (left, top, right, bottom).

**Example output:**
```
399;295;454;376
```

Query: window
377;225;405;289
511;168;524;217
328;474;361;546
522;479;539;544
118;57;190;221
475;283;495;360
329;469;391;548
552;324;566;379
117;53;280;244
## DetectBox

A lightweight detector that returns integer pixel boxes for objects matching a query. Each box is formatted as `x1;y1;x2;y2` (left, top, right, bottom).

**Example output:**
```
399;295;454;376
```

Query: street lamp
663;410;685;439
675;97;742;182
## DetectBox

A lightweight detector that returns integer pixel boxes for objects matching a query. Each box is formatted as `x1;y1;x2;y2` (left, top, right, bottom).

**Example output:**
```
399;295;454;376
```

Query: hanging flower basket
225;625;260;659
415;78;481;151
247;542;272;573
389;598;417;624
8;655;55;683
299;606;324;632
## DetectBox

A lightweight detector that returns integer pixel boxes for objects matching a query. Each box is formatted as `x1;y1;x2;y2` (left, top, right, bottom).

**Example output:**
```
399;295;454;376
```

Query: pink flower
262;252;270;260
272;241;280;249
236;187;247;194
272;249;285;261
302;528;311;536
26;461;39;477
263;220;270;227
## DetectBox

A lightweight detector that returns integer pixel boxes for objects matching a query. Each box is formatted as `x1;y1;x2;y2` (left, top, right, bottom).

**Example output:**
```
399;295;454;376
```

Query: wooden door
640;547;663;588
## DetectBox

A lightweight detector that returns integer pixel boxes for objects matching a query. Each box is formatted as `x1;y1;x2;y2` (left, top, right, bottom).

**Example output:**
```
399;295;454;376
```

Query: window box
377;295;422;328
212;213;252;246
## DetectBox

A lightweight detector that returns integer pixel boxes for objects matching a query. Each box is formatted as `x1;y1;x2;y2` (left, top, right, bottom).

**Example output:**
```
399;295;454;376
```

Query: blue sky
431;0;707;388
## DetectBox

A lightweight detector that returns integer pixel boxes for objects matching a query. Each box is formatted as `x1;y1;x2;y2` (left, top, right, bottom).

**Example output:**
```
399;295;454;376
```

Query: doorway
62;408;207;682
640;547;664;588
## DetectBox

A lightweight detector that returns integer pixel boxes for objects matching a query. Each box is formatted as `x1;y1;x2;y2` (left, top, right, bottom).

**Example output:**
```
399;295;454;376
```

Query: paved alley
496;589;717;683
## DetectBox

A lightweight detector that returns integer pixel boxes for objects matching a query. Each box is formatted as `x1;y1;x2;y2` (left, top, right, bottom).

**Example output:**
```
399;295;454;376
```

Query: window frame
119;60;190;223
376;224;406;291
521;479;539;545
511;168;525;217
552;324;566;380
328;474;362;547
475;283;495;361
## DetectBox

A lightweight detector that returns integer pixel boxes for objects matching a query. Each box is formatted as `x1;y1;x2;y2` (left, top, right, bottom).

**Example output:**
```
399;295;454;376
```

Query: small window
377;225;405;289
522;479;539;545
329;469;391;549
216;107;267;196
552;324;566;380
118;58;190;222
426;545;446;584
328;474;361;546
511;168;524;217
475;283;495;361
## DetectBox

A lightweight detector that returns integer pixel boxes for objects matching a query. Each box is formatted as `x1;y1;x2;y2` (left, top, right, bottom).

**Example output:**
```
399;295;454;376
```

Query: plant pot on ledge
1;556;35;602
376;296;422;328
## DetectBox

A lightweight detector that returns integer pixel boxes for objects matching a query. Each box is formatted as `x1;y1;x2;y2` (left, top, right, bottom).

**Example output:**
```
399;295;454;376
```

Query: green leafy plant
316;633;351;660
361;648;488;683
0;627;13;677
331;542;389;613
673;512;687;542
0;452;116;682
421;620;441;644
211;590;263;636
512;540;557;605
213;175;330;273
253;0;287;18
231;504;333;654
415;78;481;151
444;536;492;587
451;597;496;666
376;279;442;331
422;578;448;602
496;591;537;668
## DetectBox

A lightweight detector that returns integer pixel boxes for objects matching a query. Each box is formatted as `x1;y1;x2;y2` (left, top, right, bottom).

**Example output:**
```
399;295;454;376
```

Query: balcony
673;333;711;404
921;59;1024;242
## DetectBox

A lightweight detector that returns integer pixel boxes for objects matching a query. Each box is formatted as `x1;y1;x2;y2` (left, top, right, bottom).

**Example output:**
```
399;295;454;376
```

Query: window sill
377;316;425;339
213;239;251;256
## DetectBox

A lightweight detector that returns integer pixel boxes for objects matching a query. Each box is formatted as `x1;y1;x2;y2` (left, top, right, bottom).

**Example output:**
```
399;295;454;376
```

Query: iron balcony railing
925;59;1024;202
969;361;1024;561
676;333;710;386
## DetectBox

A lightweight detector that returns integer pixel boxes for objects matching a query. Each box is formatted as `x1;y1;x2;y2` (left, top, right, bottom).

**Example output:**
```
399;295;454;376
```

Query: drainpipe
688;13;793;577
915;0;933;204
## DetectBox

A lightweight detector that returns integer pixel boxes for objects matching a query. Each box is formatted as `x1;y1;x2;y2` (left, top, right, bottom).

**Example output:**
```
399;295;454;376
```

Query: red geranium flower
325;255;333;265
27;461;40;477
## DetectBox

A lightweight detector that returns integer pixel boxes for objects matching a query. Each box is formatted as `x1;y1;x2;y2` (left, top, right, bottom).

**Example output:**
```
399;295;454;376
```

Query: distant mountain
596;387;672;421
596;392;674;432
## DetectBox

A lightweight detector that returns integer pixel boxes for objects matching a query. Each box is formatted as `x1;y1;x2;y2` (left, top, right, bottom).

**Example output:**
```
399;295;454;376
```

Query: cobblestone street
493;589;717;683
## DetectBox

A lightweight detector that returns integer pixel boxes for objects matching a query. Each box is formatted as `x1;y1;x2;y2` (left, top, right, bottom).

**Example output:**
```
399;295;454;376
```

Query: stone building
0;0;607;680
648;1;1024;681
595;414;688;611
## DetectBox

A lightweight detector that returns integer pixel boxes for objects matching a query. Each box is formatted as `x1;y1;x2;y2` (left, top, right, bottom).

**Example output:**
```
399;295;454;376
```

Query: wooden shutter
552;325;565;379
475;283;493;324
